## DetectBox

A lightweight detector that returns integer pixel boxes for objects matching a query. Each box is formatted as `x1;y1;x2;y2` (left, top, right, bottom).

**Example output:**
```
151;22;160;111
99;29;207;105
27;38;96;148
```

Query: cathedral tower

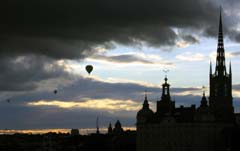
209;9;234;122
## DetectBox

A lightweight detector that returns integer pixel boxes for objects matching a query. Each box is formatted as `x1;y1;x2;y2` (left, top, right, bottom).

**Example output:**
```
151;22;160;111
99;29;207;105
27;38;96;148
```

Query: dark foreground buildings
0;120;136;151
137;11;240;151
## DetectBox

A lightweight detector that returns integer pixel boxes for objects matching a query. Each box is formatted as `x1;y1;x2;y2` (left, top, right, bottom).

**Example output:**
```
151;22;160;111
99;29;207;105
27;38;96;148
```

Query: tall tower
209;9;234;122
156;76;175;115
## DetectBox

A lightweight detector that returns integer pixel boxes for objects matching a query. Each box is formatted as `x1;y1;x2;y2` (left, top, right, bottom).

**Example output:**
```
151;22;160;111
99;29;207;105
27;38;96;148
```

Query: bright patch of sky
66;37;240;93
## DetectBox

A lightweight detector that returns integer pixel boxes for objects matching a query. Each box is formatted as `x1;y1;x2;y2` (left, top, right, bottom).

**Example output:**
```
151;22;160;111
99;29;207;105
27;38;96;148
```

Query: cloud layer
0;75;239;129
1;0;240;60
1;0;240;93
0;55;72;91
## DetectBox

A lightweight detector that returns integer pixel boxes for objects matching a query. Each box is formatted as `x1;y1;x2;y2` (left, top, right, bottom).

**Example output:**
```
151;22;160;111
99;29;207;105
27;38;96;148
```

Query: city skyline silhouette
1;1;240;150
1;0;240;136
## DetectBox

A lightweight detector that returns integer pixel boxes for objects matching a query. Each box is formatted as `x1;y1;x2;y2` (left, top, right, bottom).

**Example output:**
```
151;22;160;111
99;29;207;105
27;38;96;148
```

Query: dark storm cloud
0;55;71;91
91;54;155;64
1;0;238;59
0;37;98;59
182;35;199;44
92;54;152;64
91;54;175;65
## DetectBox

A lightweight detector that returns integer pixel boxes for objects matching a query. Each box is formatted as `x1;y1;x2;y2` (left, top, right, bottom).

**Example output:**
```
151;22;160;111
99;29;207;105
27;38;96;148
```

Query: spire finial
229;60;232;74
210;61;212;75
143;90;149;109
164;76;168;83
202;86;206;97
145;89;147;100
220;6;222;29
163;69;169;83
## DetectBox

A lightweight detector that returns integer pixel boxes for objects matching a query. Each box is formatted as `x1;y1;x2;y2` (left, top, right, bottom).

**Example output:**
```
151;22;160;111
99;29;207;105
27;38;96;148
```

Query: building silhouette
108;123;113;135
96;117;100;134
209;10;234;123
137;10;238;151
70;129;80;136
112;120;124;135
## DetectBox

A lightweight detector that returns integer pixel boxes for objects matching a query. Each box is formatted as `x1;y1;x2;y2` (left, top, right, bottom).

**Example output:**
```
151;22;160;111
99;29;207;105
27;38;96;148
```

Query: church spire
209;8;234;122
215;7;227;76
96;116;100;134
218;7;224;49
144;90;147;101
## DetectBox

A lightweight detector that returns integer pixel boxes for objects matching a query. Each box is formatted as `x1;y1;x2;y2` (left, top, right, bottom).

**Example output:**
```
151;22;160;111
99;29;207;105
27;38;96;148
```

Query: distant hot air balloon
53;89;58;94
6;99;10;103
85;65;93;75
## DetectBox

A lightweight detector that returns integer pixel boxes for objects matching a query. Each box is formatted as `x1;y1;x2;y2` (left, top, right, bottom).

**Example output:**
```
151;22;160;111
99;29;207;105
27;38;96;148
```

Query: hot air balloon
53;89;58;94
85;65;93;75
6;99;10;103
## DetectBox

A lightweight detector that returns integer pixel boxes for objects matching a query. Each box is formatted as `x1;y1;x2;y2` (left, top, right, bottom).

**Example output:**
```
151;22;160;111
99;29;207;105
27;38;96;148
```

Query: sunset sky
1;0;240;130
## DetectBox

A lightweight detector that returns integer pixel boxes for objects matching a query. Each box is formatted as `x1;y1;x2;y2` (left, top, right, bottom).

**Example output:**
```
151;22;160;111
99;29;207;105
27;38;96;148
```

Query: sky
1;0;240;130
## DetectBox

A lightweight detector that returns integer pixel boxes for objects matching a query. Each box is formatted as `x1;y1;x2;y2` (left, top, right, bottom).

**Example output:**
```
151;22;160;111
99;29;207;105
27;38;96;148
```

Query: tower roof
218;8;224;49
215;8;227;76
142;90;149;109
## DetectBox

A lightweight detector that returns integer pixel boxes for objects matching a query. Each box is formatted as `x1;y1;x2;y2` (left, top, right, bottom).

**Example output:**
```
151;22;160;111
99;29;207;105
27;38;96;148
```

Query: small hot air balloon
85;65;93;75
6;99;10;103
53;89;58;94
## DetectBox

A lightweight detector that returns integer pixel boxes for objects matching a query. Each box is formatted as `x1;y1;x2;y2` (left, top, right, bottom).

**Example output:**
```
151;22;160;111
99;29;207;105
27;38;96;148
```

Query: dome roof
137;107;154;118
115;120;122;127
137;99;154;118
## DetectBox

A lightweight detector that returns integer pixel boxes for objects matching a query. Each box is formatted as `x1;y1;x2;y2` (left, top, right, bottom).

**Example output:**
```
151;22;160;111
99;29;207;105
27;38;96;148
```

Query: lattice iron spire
218;7;224;49
215;7;227;76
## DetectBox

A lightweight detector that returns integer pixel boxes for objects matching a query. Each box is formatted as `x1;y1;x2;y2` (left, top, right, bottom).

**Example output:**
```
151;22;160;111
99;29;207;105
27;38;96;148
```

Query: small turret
195;91;215;122
108;123;113;135
137;91;154;124
200;90;208;108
